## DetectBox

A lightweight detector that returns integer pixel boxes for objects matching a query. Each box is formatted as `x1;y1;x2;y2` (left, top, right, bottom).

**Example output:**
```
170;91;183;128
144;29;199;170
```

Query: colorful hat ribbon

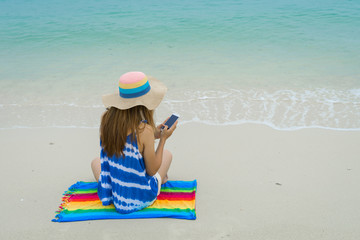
118;72;151;99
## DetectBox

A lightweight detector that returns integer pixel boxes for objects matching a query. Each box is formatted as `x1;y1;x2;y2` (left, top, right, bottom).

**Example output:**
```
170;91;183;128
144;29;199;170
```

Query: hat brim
102;76;167;110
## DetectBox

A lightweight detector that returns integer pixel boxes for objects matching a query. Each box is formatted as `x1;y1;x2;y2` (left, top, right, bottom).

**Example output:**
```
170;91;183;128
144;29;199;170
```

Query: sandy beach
1;0;360;239
1;123;359;239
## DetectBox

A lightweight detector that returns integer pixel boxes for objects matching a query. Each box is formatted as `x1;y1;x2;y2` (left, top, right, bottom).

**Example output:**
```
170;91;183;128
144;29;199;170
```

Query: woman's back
97;133;159;214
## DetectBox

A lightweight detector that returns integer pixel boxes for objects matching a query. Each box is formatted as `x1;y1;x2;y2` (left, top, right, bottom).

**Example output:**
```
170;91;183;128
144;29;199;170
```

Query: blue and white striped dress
97;133;159;214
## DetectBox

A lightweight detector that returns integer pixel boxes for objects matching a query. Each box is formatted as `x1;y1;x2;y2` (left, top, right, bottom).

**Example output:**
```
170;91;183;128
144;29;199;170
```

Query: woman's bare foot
162;174;168;184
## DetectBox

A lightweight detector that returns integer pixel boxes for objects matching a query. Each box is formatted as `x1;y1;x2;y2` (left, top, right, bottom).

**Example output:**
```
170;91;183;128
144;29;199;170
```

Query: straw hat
102;72;167;110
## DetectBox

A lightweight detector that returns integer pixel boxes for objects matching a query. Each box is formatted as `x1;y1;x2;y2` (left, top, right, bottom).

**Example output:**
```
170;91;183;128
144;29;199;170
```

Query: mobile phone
162;114;179;130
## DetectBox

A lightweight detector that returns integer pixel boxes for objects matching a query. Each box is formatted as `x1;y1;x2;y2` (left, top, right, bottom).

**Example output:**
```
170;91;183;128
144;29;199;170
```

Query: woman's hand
160;120;178;140
154;118;168;139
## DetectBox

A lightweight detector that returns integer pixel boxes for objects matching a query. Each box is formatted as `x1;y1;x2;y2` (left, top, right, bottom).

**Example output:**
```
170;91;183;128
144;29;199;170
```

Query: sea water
0;0;359;130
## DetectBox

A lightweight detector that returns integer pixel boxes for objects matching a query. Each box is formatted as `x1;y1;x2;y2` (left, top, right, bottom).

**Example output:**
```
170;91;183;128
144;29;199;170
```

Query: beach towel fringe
54;181;84;215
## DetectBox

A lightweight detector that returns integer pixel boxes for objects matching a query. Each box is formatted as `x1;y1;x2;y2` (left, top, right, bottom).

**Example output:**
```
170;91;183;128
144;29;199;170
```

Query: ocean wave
160;88;360;131
1;88;359;131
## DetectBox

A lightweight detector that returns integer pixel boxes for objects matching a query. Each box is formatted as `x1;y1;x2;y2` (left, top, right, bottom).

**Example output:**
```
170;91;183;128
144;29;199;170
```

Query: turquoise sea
0;0;359;129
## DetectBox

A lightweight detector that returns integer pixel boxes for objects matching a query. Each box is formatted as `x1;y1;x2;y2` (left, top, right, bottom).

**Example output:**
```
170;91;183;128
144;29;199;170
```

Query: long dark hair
100;106;155;157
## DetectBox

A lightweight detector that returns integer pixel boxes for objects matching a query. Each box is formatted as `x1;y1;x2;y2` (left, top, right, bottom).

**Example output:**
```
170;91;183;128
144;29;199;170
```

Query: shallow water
1;0;359;129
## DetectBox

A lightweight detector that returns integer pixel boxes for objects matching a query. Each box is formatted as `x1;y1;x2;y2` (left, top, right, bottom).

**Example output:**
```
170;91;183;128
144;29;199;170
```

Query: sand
1;123;359;239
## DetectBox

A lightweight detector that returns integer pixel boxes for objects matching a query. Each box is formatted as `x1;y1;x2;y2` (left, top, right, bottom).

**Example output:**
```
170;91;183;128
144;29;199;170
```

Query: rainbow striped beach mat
52;180;197;222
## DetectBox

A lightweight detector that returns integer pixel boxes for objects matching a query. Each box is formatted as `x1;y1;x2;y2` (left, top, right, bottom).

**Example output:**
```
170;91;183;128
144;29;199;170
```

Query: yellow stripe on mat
64;199;195;211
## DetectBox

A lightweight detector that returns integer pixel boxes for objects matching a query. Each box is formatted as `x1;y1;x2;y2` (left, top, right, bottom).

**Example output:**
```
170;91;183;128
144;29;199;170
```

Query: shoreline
1;123;360;239
1;121;360;132
2;87;359;130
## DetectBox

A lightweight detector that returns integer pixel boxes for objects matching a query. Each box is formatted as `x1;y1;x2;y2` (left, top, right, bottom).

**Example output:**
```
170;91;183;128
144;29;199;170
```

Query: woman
91;71;177;214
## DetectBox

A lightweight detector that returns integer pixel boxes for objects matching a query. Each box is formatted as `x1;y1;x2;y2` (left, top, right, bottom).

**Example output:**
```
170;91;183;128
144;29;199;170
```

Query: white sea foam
1;88;359;131
159;88;360;131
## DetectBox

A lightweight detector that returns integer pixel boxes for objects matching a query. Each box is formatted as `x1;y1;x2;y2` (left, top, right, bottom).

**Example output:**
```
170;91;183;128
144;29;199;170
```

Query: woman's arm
141;122;177;176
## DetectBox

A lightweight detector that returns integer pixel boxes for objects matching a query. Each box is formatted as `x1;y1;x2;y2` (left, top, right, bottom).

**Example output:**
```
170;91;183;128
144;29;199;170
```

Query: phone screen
162;114;179;129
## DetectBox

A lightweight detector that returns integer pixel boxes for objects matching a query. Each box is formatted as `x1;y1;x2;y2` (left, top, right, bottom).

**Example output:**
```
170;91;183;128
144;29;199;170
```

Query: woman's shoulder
139;122;154;136
138;123;154;151
139;121;153;131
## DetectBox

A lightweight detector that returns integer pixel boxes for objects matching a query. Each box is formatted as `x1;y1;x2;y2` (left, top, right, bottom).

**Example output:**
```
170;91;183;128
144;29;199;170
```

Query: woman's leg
158;149;173;184
91;157;101;182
